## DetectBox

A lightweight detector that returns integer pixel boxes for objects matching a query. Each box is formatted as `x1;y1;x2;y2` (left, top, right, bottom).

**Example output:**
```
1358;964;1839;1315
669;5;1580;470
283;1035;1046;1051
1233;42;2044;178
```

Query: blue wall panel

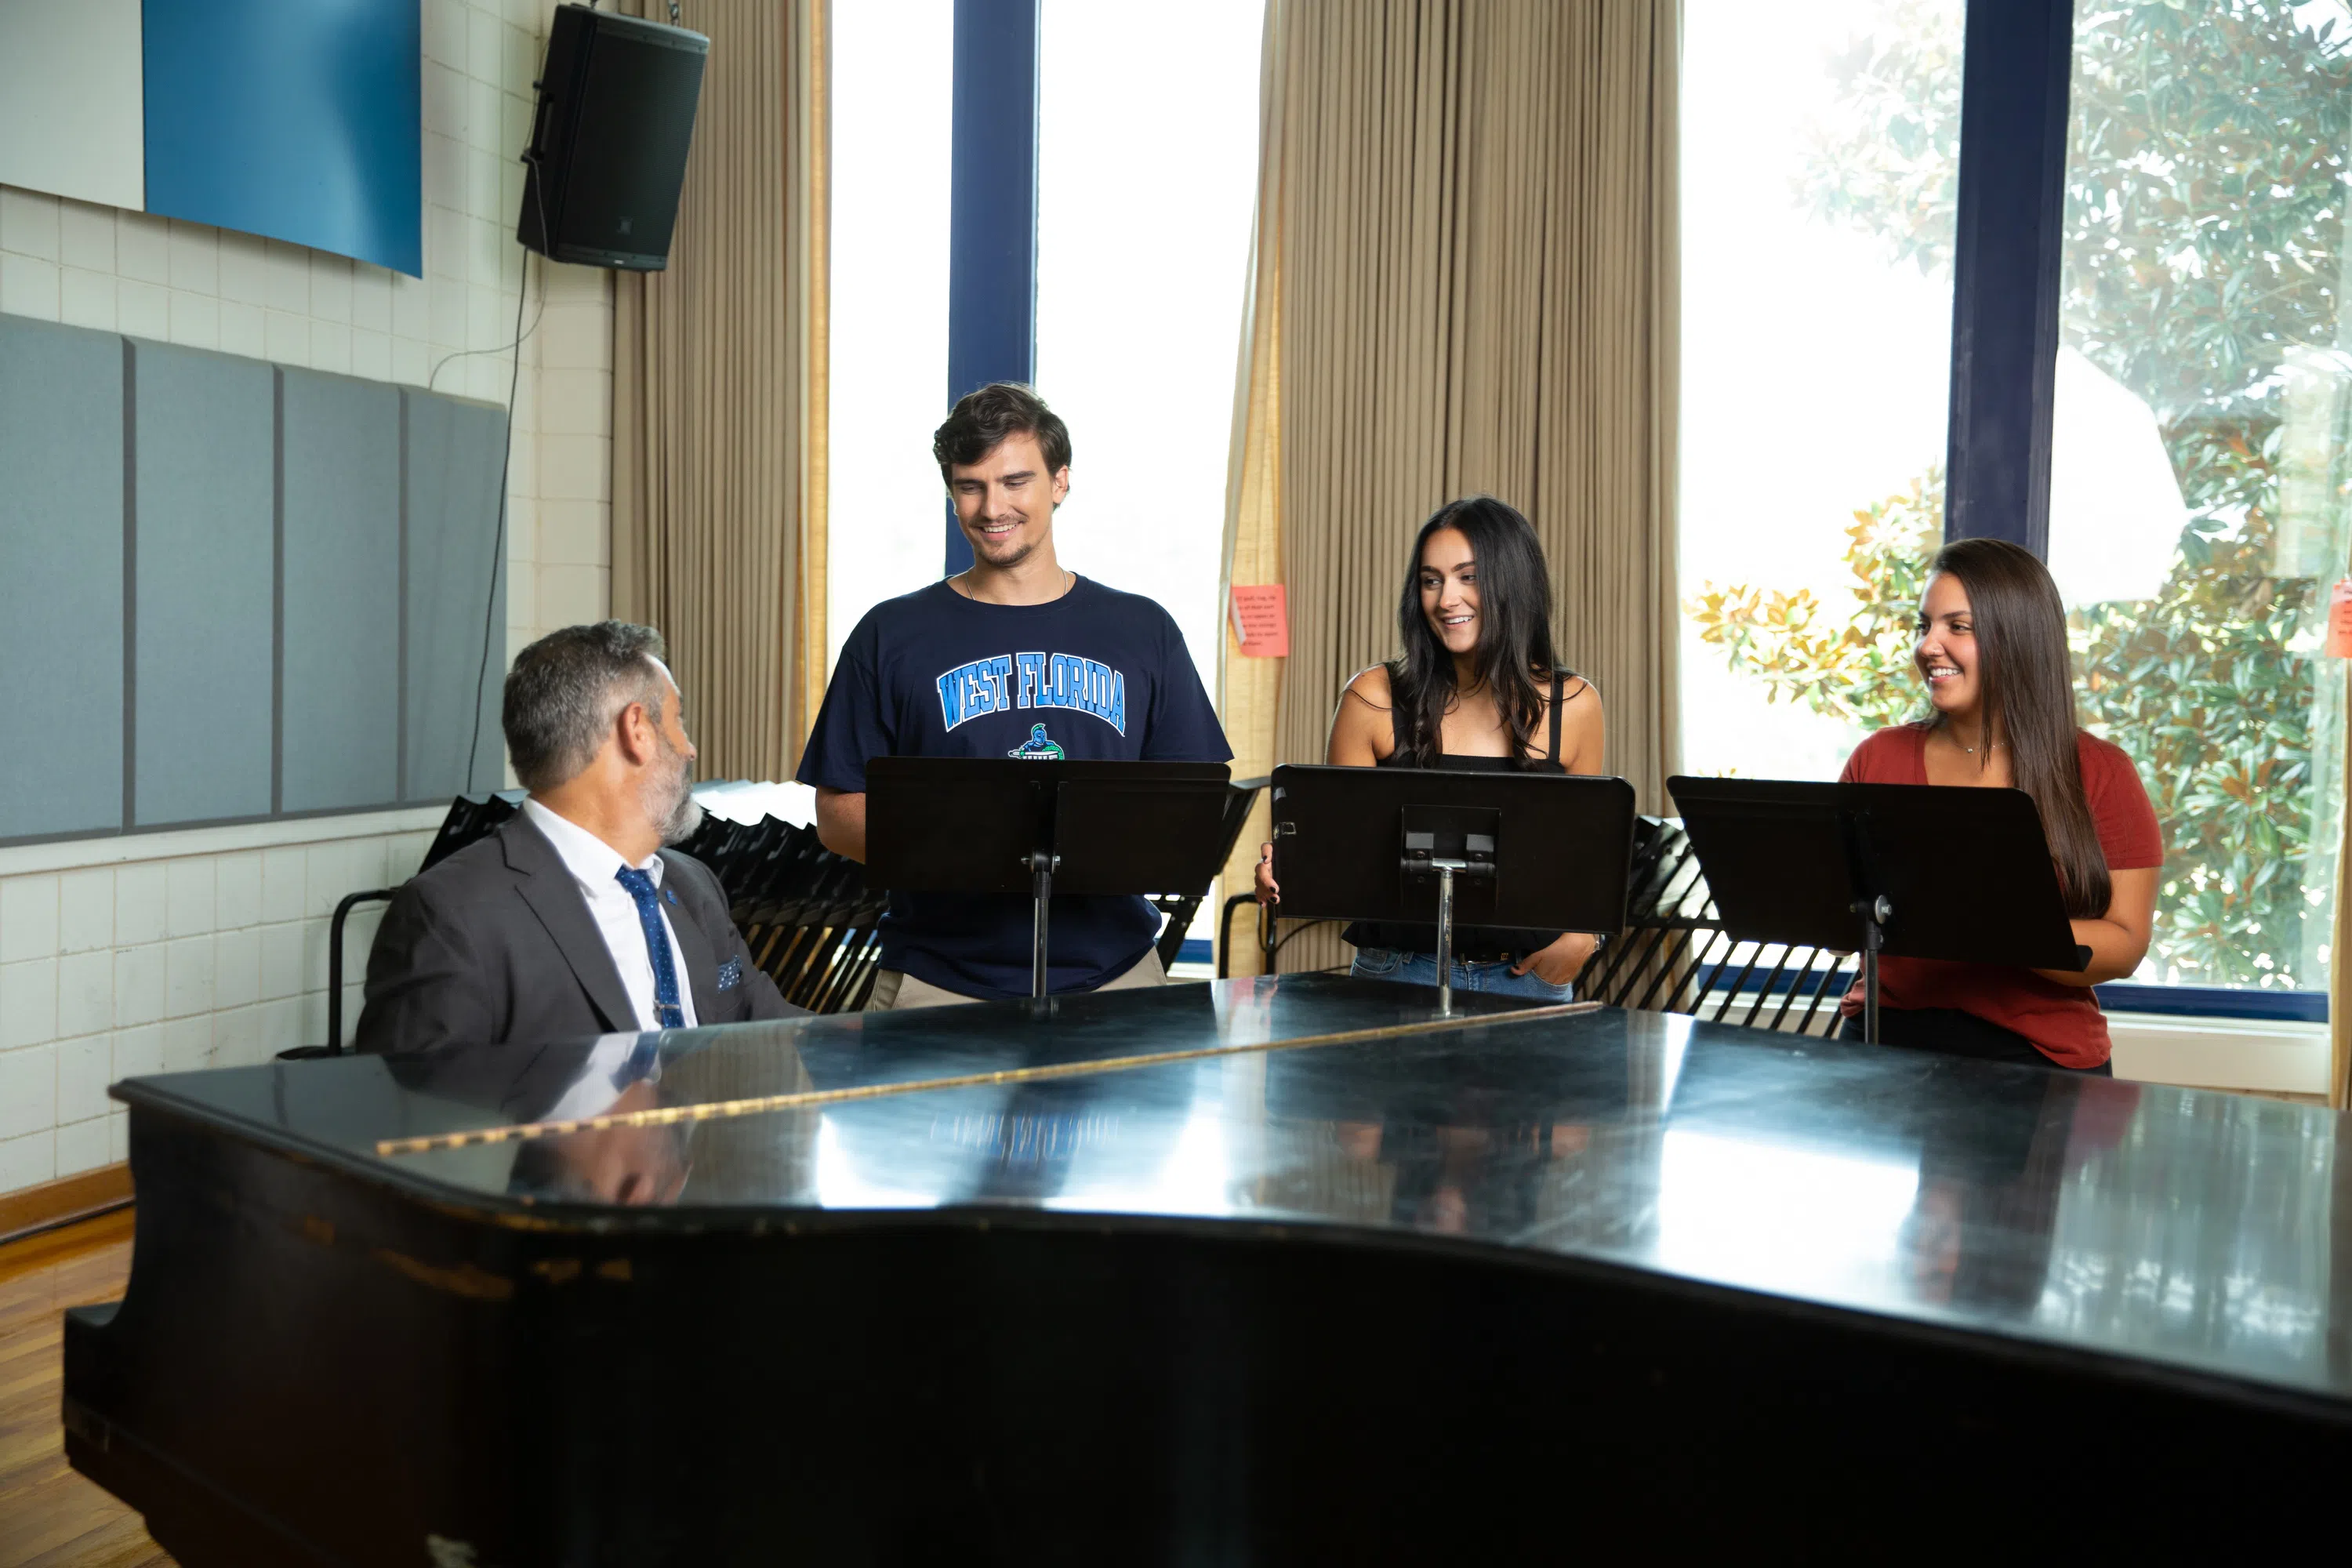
403;392;508;803
1;316;505;846
131;342;276;827
0;320;124;842
142;0;424;277
281;369;403;814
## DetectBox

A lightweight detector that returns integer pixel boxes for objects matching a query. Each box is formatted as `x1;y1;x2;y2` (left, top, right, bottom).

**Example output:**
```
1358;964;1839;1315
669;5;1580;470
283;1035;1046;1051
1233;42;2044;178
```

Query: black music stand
1666;777;2091;1044
865;758;1233;998
1268;764;1639;1014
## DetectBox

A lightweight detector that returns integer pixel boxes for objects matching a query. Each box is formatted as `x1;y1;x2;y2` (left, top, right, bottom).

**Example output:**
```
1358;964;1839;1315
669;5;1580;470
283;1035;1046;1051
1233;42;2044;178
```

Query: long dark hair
1389;497;1563;767
1926;538;2110;918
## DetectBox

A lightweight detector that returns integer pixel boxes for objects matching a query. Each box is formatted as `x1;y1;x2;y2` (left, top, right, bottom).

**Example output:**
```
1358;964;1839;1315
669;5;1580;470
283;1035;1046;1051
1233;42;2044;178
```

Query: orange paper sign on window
1230;585;1289;658
2328;579;2352;659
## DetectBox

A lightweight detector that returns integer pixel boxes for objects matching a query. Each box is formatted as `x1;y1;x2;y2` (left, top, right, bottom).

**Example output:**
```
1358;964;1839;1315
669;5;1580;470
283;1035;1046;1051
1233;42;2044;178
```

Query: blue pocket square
716;956;743;991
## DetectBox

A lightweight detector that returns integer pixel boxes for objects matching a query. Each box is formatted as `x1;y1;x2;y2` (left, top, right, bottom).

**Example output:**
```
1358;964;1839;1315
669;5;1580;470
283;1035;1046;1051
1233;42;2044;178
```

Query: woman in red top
1838;538;2162;1073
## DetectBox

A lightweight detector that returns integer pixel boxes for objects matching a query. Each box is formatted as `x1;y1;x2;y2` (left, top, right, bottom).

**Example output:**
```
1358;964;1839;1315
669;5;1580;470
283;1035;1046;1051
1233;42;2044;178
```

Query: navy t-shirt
797;577;1232;998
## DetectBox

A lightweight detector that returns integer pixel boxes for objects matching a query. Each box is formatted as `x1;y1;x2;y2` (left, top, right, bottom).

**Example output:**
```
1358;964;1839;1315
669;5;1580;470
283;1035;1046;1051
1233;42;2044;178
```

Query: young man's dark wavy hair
931;382;1073;482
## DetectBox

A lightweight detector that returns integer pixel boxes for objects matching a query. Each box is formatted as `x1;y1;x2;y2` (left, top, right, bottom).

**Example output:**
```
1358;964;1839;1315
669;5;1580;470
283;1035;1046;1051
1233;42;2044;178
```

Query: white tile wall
0;828;437;1191
0;0;618;1197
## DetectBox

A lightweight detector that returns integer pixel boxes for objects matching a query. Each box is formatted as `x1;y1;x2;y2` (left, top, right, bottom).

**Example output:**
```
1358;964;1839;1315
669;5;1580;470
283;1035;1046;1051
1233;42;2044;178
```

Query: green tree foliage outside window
1691;0;2352;988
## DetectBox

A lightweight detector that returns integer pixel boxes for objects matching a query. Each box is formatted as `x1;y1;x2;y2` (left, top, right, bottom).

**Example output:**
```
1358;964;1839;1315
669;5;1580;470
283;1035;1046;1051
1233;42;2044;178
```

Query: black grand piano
64;978;2352;1560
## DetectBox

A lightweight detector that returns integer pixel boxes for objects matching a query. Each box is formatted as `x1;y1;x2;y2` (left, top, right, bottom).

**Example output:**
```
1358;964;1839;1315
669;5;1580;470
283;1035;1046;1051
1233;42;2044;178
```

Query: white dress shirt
521;799;700;1032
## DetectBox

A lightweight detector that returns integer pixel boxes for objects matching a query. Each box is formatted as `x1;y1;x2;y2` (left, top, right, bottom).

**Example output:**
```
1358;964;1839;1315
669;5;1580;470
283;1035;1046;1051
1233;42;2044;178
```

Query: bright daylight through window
826;2;1265;695
1682;0;2352;996
1036;0;1266;685
2045;0;2350;991
1677;0;1965;786
826;0;953;667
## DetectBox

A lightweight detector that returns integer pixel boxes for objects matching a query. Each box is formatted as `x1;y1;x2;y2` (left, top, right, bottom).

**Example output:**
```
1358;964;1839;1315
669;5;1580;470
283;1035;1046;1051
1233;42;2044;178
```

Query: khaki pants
864;949;1168;1011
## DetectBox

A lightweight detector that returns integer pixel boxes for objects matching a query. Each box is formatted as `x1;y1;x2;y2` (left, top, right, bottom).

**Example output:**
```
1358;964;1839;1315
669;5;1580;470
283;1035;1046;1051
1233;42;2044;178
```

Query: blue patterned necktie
612;1033;663;1088
614;866;685;1029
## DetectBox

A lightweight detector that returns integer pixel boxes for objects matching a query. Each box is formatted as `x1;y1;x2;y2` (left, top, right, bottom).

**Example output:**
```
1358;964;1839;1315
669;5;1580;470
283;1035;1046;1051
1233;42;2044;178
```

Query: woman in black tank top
1254;497;1605;999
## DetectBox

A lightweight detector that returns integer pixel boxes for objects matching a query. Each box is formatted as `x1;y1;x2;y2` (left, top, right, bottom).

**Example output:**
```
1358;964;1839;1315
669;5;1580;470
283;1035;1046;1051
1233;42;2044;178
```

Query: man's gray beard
645;750;702;846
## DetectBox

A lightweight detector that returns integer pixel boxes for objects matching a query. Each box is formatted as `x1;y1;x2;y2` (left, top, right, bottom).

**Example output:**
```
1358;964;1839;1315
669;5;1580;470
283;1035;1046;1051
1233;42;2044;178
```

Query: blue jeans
1348;946;1574;1002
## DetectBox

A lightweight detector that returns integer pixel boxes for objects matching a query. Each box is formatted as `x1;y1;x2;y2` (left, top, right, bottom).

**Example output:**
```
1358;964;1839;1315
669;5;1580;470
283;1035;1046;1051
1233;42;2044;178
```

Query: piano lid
113;976;2352;1407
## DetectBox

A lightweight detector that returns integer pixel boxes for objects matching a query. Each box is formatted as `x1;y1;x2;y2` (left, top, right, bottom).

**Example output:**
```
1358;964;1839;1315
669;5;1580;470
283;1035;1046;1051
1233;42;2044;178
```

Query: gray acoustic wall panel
402;392;508;801
131;341;275;826
280;368;401;814
0;318;125;842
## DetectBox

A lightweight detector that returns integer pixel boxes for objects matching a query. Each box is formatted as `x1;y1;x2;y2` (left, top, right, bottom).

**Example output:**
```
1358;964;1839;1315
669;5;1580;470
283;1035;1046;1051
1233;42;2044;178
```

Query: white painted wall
0;0;614;1196
0;0;146;214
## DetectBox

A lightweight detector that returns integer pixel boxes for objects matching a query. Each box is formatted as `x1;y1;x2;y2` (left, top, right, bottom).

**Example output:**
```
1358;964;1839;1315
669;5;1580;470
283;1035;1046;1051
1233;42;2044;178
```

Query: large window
1677;0;1966;783
1681;0;2349;1004
1035;0;1266;684
826;1;953;666
2045;0;2350;992
827;3;1261;694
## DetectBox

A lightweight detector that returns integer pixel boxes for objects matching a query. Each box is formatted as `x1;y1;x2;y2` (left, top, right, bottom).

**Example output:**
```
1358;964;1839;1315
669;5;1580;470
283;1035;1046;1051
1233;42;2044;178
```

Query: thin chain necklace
952;568;1073;602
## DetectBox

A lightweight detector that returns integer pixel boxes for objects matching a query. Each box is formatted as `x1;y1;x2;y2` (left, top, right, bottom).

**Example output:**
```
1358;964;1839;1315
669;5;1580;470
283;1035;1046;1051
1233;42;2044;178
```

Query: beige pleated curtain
1221;0;1682;974
613;0;829;780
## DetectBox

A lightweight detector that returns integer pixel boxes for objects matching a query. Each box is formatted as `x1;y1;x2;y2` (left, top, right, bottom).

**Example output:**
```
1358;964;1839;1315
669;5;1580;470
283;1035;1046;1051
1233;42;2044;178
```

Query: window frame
1945;0;2329;1022
943;0;1043;576
957;0;2325;1018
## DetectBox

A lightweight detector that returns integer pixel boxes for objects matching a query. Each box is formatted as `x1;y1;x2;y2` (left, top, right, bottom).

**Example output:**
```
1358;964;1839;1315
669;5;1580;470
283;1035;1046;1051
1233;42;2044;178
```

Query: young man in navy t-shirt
796;383;1232;1007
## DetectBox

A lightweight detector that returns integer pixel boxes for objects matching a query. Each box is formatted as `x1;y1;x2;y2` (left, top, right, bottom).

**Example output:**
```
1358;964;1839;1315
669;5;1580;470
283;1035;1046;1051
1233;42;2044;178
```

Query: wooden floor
0;1210;171;1567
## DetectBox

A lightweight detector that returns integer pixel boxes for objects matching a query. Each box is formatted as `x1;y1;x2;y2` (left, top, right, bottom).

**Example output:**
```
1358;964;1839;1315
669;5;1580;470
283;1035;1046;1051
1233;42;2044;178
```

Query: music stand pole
1418;855;1489;1016
1853;894;1890;1044
1436;864;1457;1014
1029;850;1059;1000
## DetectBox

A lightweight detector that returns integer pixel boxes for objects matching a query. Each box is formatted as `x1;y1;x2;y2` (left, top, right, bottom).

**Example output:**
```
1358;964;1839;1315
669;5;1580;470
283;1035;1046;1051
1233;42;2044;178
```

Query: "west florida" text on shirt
936;652;1127;735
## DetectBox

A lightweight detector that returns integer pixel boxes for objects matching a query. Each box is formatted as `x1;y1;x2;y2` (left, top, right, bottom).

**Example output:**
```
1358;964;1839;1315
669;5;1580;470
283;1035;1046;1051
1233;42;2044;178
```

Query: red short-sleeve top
1836;724;2163;1069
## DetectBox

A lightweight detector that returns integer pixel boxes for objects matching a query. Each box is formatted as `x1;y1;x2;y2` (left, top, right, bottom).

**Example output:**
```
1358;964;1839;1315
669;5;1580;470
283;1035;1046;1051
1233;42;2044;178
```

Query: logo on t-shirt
936;651;1128;735
1009;724;1065;760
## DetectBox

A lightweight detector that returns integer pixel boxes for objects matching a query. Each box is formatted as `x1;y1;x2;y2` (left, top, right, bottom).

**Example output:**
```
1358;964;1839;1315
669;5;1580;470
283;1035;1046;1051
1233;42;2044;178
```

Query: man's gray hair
503;622;672;791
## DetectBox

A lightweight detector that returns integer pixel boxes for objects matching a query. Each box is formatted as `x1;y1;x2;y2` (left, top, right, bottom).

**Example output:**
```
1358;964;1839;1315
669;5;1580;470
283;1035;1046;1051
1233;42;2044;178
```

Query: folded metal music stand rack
1666;777;2090;1044
1266;764;1638;1014
864;758;1233;999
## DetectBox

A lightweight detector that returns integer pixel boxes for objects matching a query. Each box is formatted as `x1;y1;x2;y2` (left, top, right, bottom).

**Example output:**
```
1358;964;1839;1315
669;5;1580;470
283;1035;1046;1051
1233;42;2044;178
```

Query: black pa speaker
518;4;709;271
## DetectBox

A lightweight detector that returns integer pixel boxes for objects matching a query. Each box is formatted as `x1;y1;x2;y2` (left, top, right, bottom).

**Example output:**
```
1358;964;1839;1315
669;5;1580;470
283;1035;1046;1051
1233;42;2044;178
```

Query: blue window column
1942;0;2074;553
943;0;1041;575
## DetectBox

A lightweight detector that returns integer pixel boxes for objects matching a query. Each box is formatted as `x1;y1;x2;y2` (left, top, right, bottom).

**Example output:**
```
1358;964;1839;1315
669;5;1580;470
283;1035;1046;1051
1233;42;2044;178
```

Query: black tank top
1341;669;1576;961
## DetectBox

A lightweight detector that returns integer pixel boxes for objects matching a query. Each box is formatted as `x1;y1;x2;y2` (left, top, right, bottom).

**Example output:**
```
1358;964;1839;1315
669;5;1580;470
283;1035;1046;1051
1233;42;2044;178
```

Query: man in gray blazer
356;621;797;1057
